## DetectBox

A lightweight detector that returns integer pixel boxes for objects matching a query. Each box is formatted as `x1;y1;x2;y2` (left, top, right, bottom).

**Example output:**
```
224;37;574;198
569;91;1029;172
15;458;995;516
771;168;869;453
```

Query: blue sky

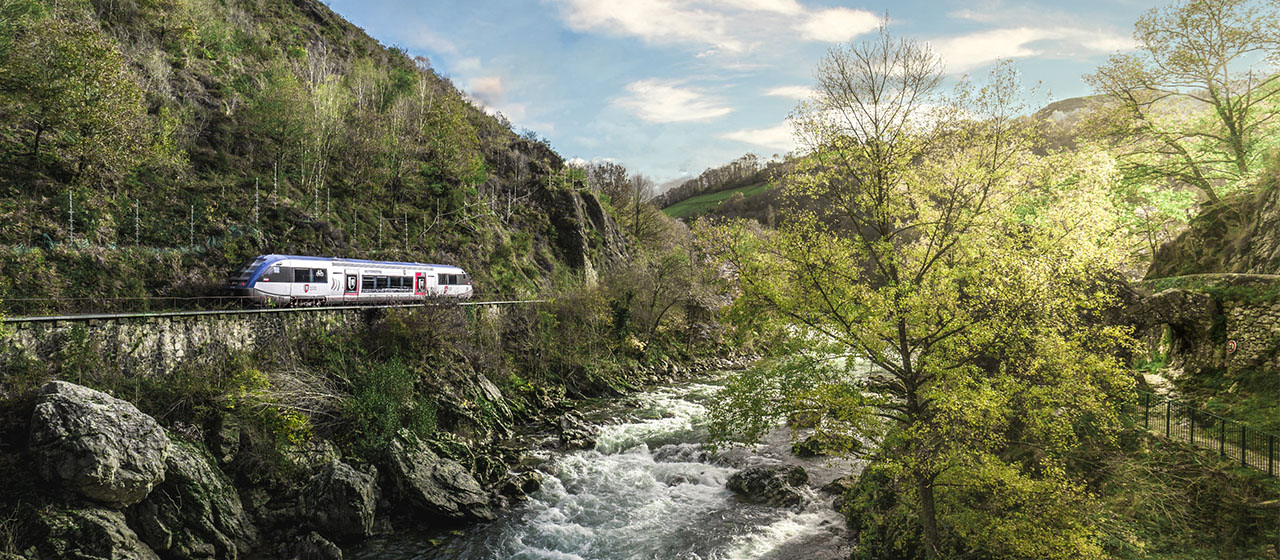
323;0;1161;188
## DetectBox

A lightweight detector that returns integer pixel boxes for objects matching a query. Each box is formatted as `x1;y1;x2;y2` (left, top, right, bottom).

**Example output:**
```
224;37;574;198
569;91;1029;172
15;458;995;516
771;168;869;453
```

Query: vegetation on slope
0;0;626;315
661;181;773;220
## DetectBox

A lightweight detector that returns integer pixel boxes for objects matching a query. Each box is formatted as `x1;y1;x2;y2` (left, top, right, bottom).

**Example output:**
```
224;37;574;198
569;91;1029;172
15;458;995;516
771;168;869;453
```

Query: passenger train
227;254;472;306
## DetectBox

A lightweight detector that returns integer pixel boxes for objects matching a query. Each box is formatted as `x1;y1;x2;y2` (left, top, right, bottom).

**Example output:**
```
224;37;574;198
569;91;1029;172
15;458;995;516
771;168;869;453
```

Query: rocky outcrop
301;460;379;542
29;381;170;508
727;465;810;507
382;433;494;521
556;411;598;450
34;507;160;560
127;439;256;559
497;471;543;502
1147;184;1280;278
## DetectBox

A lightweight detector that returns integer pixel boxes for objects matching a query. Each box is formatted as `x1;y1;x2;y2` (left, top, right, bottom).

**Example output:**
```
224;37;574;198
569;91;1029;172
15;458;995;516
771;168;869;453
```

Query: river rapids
351;378;858;560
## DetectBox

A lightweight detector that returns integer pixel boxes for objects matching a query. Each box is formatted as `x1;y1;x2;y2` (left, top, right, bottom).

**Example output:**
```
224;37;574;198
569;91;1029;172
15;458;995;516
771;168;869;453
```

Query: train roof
257;254;466;271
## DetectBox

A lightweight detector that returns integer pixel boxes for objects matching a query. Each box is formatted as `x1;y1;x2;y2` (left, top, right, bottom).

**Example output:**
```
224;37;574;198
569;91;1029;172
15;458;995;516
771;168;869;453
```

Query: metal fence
1132;392;1278;478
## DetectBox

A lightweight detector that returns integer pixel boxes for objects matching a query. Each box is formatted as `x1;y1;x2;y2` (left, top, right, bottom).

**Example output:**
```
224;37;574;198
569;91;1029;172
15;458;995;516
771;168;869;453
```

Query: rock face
29;381;170;507
128;439;257;559
301;460;379;542
1147;184;1280;277
382;433;494;521
727;465;810;507
34;507;160;560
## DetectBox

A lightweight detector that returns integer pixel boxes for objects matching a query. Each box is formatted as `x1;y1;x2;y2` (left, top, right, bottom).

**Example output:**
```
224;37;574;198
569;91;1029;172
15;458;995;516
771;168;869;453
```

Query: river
350;377;859;560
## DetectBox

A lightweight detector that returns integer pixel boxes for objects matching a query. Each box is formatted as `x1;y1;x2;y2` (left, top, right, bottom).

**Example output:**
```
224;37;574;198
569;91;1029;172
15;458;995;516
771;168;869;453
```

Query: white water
352;381;855;560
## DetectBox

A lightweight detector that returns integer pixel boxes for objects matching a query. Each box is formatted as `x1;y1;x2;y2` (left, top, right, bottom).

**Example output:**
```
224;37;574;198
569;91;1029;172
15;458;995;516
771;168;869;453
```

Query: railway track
1;299;549;324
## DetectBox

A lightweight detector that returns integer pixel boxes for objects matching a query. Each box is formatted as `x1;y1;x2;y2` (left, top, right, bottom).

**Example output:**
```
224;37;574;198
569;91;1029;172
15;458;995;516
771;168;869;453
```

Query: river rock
292;532;342;560
302;460;379;541
727;465;810;507
34;506;160;560
383;432;495;521
556;411;598;450
498;470;543;501
29;381;170;507
127;439;256;559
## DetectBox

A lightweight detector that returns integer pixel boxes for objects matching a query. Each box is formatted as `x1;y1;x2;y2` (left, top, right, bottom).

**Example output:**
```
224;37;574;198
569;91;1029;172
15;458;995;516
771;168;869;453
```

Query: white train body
227;254;472;306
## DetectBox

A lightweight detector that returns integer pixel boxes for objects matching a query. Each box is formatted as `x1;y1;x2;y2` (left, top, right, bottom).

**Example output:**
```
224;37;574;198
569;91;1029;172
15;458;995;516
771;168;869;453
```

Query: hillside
0;0;624;315
661;182;773;220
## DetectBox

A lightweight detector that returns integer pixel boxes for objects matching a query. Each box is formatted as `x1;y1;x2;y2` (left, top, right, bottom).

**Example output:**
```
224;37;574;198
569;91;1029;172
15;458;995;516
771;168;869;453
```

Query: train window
294;269;311;283
262;266;292;282
375;276;389;290
313;269;327;281
362;276;375;291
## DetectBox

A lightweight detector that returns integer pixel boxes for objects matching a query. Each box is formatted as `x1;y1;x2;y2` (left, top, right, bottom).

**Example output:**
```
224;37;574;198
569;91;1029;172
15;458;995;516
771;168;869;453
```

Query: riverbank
0;302;751;558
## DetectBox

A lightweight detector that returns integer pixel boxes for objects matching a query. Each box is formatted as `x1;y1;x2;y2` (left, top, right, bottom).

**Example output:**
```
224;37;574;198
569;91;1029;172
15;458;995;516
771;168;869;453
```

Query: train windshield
229;256;268;282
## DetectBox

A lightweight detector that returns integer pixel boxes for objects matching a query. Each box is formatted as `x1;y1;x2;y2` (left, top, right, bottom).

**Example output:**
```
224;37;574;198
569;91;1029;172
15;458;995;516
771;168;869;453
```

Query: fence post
1269;435;1274;477
1220;419;1226;460
1143;393;1150;428
1240;425;1247;468
1188;403;1194;445
1166;401;1171;436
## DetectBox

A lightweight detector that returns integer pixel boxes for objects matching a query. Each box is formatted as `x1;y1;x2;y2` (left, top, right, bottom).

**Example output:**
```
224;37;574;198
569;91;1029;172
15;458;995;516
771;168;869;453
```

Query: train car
227;254;472;306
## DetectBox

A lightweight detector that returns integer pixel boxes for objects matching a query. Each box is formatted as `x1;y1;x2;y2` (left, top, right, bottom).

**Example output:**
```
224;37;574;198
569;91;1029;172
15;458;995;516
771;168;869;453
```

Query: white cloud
933;27;1134;73
551;0;882;55
720;121;796;152
469;76;504;105
616;79;733;123
406;23;460;54
554;0;742;52
719;0;803;14
765;85;815;100
797;8;880;43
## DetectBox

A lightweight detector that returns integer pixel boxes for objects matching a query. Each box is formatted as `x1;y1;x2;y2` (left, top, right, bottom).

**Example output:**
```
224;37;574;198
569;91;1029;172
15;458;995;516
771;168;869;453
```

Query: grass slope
661;182;772;219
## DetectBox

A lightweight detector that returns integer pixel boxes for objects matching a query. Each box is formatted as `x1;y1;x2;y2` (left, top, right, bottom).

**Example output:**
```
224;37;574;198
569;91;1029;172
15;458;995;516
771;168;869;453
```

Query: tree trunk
917;474;942;560
30;123;43;161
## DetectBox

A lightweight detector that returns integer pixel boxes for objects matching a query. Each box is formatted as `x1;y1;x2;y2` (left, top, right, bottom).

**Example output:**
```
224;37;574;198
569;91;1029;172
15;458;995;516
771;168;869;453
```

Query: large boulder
382;433;494;521
33;506;160;560
127;439;257;559
556;411;598;450
29;381;170;507
727;465;810;507
301;460;379;542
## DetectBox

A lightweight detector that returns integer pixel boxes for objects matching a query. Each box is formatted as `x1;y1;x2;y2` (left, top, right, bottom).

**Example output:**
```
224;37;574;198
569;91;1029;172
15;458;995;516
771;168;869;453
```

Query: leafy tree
0;12;150;187
1086;0;1280;205
701;25;1132;560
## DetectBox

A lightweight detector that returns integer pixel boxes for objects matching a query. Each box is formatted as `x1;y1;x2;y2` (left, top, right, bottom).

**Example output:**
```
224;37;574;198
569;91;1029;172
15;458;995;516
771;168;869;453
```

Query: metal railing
1131;392;1278;477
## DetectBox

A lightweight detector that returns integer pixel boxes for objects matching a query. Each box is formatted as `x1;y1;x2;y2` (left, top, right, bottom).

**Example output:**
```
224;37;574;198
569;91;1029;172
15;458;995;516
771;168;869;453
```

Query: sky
323;0;1162;189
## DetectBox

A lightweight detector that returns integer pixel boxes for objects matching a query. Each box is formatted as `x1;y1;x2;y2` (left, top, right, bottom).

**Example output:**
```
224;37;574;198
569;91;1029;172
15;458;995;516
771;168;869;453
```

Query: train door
414;272;426;297
344;271;358;301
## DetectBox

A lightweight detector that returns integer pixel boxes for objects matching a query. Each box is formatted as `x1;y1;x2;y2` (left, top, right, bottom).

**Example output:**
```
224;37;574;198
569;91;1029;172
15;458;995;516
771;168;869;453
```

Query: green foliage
702;28;1135;559
0;9;151;187
661;181;772;220
1089;430;1280;559
1086;0;1280;205
343;358;436;456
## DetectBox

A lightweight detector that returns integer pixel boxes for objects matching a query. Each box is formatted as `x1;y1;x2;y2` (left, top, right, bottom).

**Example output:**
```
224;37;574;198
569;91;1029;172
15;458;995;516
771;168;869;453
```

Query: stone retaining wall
2;308;377;377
